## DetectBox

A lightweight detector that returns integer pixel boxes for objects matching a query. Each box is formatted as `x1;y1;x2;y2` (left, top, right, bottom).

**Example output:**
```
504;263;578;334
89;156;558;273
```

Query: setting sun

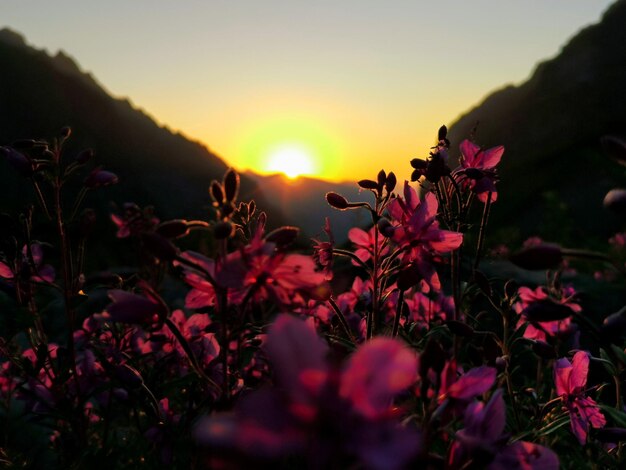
265;145;315;179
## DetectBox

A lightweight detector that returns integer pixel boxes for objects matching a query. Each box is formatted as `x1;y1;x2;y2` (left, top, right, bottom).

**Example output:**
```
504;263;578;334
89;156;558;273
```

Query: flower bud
377;169;386;189
425;153;450;183
385;172;397;193
509;243;563;270
1;146;33;176
410;158;428;182
603;189;626;215
84;271;123;289
326;192;349;210
209;180;224;205
223;169;240;202
75;148;94;164
358;179;379;190
84;168;119;189
438;125;448;142
156;219;190;239
377;217;395;238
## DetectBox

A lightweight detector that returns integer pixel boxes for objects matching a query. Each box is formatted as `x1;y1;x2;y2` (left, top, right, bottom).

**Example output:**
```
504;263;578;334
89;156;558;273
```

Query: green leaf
536;415;570;437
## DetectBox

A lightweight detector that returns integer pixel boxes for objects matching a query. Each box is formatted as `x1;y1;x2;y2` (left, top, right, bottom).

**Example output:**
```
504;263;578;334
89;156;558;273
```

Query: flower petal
340;337;418;418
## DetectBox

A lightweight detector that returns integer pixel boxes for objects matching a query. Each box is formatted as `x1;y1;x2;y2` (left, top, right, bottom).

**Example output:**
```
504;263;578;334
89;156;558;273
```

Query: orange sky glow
1;0;615;182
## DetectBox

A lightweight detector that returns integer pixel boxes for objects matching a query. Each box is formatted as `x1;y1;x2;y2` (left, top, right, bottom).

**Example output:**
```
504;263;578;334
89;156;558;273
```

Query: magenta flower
453;139;504;203
195;314;420;469
0;244;55;284
514;286;579;341
439;362;497;404
554;351;606;444
348;225;388;264
449;389;559;469
138;310;220;368
403;286;454;329
312;217;335;280
388;182;463;290
179;222;329;308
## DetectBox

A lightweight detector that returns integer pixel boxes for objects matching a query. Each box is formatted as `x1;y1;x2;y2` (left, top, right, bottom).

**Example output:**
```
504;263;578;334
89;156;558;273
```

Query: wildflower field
2;126;626;469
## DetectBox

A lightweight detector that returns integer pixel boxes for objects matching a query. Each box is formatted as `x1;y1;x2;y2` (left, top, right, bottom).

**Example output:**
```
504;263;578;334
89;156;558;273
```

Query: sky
0;0;616;183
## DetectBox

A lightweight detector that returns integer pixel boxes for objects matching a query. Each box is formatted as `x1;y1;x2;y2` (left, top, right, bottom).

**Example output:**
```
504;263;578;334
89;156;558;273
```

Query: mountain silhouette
0;28;277;224
0;28;369;246
447;0;626;247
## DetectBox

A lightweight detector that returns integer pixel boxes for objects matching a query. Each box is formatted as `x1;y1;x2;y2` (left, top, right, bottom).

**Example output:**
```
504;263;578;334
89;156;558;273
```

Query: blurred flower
603;189;626;215
194;314;420;469
554;351;606;444
102;290;162;324
110;203;159;238
84;167;118;189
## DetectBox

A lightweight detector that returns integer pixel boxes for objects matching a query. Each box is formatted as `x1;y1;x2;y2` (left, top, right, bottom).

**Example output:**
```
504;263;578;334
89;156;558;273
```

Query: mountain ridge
446;0;626;246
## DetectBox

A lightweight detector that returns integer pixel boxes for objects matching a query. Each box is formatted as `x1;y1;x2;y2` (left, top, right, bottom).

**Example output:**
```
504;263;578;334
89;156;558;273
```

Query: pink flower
403;287;454;329
179;223;329;308
195;314;420;469
514;286;579;341
388;182;463;290
312;217;334;280
454;139;504;203
439;362;497;403
448;389;559;469
348;225;388;264
0;244;55;283
553;351;606;444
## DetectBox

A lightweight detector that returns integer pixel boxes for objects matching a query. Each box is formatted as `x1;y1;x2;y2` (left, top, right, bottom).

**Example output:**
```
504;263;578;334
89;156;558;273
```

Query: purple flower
554;351;606;444
449;389;559;469
454;139;504;203
388;182;463;290
194;314;420;469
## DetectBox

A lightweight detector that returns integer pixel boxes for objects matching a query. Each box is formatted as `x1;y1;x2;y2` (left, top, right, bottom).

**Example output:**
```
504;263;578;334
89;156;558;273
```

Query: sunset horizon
0;1;615;183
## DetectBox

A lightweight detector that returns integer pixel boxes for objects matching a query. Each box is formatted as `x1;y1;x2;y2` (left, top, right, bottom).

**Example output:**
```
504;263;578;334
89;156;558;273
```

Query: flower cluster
2;126;625;469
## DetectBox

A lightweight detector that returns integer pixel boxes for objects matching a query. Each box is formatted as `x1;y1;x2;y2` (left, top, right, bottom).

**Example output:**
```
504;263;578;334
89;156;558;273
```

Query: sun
265;145;315;179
